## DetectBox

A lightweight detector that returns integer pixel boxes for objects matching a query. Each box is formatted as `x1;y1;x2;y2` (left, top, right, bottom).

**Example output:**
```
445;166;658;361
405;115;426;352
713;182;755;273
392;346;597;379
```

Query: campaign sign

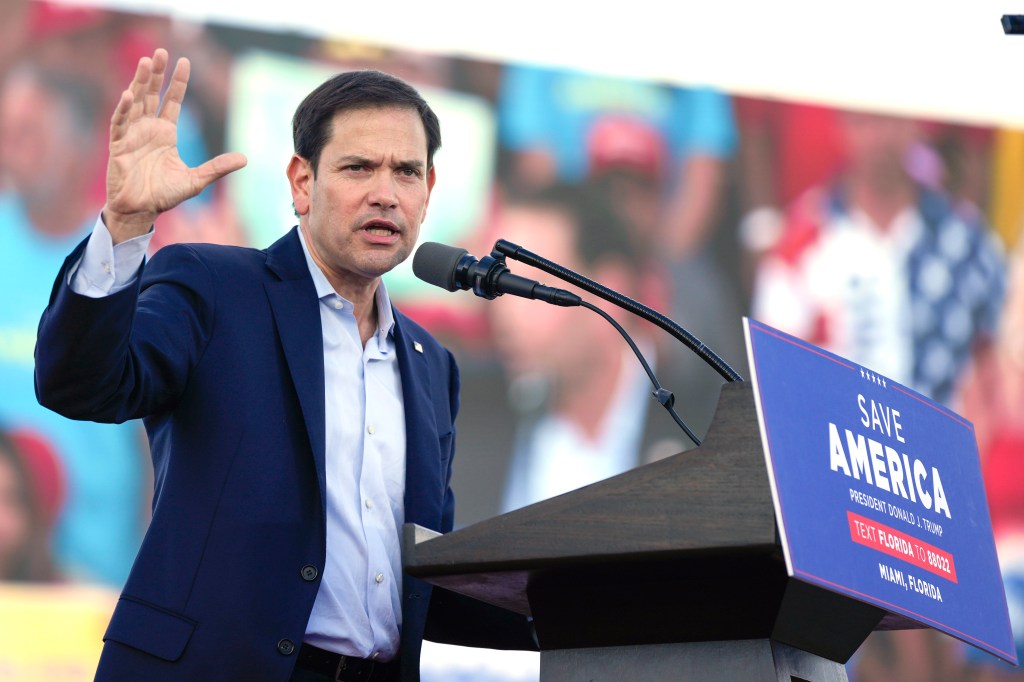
743;318;1017;664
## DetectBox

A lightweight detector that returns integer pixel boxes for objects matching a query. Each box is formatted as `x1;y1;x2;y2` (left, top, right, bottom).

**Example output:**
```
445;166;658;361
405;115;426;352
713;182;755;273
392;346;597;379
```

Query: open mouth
364;220;399;237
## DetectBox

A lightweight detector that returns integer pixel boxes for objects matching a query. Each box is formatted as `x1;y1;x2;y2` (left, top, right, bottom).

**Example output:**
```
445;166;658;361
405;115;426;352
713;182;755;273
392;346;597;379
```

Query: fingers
119;48;173;125
110;48;189;144
109;88;134;143
124;53;151;125
143;48;169;116
110;51;154;142
158;56;191;125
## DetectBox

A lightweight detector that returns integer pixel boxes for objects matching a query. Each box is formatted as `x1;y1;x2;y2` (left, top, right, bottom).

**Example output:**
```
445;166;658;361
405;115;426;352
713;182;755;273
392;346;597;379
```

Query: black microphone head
413;241;469;292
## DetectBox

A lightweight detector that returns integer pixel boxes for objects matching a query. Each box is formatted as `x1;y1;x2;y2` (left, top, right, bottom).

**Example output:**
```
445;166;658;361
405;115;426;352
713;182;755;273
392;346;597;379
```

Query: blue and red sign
744;318;1017;664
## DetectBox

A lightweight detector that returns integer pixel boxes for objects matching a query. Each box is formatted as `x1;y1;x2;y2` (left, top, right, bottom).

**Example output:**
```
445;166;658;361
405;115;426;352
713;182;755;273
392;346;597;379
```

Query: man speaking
34;48;532;681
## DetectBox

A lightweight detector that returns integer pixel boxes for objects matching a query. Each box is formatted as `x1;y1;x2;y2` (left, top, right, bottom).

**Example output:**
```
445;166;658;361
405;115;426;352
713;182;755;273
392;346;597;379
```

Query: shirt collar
296;227;396;345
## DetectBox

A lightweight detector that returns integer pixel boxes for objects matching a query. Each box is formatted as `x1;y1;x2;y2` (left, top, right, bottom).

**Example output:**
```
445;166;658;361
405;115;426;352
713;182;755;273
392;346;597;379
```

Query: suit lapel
264;228;328;509
394;313;443;529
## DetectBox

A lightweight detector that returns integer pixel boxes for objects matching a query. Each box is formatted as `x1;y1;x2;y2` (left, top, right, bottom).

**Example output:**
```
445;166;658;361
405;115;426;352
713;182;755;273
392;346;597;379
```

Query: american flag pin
414;341;424;353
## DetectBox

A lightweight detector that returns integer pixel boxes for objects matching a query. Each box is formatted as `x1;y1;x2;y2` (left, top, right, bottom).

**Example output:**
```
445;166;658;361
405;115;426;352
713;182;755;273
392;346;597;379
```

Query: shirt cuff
69;216;153;298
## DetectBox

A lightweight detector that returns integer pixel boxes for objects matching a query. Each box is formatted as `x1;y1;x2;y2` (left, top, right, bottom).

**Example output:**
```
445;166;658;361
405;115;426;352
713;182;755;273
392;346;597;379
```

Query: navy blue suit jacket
35;228;529;681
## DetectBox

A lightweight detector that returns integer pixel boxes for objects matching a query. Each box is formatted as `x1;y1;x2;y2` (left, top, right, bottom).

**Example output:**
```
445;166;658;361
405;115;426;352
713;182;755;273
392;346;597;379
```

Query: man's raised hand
103;48;247;244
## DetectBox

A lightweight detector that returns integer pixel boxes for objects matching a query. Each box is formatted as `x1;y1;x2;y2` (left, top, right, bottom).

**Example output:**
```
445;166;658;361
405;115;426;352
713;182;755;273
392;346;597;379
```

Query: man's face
488;204;583;377
0;79;67;196
288;105;435;293
840;112;918;179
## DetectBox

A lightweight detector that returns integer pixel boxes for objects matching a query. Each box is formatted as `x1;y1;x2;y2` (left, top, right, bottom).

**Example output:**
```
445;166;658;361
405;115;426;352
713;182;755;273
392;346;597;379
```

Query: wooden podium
404;382;890;681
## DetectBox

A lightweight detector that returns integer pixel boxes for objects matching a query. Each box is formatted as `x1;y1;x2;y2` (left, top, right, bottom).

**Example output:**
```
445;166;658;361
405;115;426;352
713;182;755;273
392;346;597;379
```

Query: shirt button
332;300;342;309
277;639;295;656
371;652;380;660
375;572;385;584
300;564;318;581
365;499;373;510
102;262;112;274
367;424;375;435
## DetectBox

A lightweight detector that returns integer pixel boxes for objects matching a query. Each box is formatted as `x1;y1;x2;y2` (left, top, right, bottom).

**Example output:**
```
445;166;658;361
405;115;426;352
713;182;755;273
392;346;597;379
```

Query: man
34;48;532;681
753;111;1004;406
464;183;689;516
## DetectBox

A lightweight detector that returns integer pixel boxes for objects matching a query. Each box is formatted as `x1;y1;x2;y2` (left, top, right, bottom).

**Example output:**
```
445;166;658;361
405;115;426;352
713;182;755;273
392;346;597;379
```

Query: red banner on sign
847;510;958;583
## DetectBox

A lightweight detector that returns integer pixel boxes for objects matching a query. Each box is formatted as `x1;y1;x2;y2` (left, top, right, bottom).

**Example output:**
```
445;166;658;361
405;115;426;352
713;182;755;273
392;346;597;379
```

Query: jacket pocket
103;596;197;662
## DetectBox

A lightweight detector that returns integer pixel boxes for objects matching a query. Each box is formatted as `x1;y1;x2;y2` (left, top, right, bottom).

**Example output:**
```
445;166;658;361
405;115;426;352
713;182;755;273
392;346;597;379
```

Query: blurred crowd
1;1;1023;680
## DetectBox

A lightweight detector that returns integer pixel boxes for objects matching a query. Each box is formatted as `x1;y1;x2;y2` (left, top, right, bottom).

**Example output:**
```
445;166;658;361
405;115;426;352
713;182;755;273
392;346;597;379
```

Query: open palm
104;49;246;243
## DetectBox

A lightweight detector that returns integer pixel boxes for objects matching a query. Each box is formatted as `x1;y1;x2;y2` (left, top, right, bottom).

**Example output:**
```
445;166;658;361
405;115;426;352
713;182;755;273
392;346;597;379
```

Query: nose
368;172;399;210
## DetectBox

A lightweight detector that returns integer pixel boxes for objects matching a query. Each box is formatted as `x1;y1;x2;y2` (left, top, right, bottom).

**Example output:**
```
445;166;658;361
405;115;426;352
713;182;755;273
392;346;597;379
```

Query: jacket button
301;564;318;581
277;639;295;656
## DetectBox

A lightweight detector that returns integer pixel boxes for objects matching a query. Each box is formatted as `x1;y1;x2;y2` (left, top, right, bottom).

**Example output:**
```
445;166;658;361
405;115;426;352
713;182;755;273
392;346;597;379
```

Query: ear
287;154;313;216
420;165;437;221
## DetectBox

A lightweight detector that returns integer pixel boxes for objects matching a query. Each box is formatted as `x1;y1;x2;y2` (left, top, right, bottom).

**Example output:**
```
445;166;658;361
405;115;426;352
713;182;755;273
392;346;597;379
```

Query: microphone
413;242;581;307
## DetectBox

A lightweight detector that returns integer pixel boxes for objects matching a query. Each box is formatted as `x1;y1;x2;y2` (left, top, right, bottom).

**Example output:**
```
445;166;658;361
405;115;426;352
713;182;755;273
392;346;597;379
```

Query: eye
398;167;421;177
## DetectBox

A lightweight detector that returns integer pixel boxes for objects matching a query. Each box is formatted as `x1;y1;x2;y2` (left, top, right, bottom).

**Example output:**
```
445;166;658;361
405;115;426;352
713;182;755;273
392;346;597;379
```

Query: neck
552;347;626;442
352;292;381;347
846;170;915;232
297;226;382;346
327;274;380;347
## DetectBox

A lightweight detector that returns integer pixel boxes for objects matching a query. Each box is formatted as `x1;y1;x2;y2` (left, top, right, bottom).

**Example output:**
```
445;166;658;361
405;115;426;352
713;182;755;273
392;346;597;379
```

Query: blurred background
1;1;1024;679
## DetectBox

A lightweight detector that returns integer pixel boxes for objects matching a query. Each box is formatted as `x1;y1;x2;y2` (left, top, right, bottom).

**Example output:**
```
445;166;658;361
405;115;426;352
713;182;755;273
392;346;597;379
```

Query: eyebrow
336;155;426;170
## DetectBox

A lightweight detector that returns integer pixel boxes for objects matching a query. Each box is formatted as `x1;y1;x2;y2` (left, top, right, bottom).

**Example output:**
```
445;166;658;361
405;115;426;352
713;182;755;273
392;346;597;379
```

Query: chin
358;254;407;278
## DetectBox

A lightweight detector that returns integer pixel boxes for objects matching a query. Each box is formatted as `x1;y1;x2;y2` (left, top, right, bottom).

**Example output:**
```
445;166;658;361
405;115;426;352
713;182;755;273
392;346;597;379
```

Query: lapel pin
414;341;424;354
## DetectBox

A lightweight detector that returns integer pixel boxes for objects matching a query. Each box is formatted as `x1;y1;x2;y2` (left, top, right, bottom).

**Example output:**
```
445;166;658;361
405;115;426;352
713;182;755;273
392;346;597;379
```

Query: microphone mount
442;246;581;307
456;252;509;300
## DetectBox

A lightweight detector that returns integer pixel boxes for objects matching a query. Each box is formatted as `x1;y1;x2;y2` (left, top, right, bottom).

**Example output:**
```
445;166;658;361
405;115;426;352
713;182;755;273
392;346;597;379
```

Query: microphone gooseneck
492;239;744;383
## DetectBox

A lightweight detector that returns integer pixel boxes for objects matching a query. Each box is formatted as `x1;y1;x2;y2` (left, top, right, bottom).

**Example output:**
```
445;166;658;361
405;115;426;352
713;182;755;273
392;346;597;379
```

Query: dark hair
501;181;639;270
292;69;441;176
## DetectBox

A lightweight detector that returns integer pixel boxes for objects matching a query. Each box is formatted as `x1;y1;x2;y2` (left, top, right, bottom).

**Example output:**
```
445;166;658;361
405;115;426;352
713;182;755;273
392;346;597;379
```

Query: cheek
403;186;431;221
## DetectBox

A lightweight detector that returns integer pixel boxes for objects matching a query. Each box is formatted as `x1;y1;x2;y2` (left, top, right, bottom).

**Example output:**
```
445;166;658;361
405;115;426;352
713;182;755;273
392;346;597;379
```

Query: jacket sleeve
35;242;216;424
